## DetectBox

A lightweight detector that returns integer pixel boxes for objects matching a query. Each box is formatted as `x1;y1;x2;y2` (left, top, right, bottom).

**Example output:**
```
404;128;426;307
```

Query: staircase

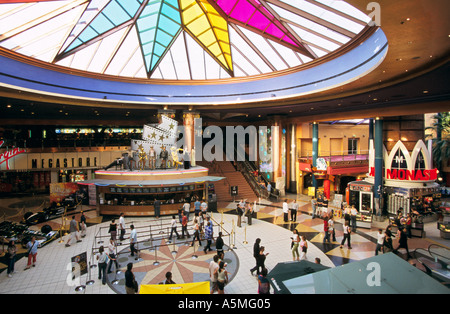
198;159;258;204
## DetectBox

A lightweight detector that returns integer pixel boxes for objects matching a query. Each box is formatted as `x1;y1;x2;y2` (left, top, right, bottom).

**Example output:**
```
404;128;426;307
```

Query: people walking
119;212;126;242
311;196;318;219
6;240;17;277
169;215;180;240
96;245;108;285
181;211;190;238
80;211;87;238
65;215;82;247
256;246;269;273
290;199;298;222
323;214;331;243
209;255;219;294
257;268;271;294
24;236;38;270
299;236;308;260
129;224;138;260
282;199;289;222
250;238;261;275
108;219;117;243
350;205;358;232
215;232;224;257
107;238;119;274
328;215;336;241
375;229;385;256
291;229;300;261
393;227;412;259
190;218;202;247
340;221;352;249
125;262;138;294
215;261;229;294
203;221;213;254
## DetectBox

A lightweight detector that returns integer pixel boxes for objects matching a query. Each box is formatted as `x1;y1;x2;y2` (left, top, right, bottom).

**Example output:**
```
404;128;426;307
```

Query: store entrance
360;192;373;211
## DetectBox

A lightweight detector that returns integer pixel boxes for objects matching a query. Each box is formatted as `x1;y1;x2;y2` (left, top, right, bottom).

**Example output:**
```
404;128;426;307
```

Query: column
373;117;383;216
312;122;318;195
288;123;297;193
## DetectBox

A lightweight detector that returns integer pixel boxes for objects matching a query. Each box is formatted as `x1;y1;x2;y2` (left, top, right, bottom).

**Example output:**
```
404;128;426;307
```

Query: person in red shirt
181;211;189;239
323;214;330;243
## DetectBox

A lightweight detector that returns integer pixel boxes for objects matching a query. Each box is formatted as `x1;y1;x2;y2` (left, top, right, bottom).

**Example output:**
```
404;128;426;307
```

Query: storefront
357;139;441;217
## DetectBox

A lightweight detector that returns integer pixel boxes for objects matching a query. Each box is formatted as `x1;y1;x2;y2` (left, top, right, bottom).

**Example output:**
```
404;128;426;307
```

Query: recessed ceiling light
423;90;429;93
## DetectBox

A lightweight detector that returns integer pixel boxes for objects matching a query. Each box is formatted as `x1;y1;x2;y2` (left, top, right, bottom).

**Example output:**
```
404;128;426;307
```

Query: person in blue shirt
24;236;38;270
203;221;213;254
194;198;201;217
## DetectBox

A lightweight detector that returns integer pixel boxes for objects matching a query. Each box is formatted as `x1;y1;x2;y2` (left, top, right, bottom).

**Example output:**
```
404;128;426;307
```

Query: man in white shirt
201;199;208;214
183;201;191;221
129;224;138;260
209;255;220;294
169;215;180;240
119;213;126;242
282;200;289;222
375;229;385;255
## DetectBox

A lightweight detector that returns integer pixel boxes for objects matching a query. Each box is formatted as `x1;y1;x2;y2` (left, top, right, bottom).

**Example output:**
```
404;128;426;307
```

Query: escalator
414;244;450;287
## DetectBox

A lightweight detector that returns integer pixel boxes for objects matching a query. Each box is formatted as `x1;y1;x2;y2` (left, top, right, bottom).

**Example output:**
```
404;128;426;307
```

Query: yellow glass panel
187;16;209;36
180;0;233;73
198;29;216;46
207;41;221;56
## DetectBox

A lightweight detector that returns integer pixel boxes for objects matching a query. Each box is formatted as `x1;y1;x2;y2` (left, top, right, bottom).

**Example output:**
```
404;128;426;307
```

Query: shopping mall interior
0;0;449;295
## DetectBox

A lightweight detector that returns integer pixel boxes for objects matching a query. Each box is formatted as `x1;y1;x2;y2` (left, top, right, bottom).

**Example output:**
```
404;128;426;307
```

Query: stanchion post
243;225;248;244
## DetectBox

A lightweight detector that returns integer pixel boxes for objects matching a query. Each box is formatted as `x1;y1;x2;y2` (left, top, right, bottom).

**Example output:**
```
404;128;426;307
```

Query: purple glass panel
215;0;238;15
229;0;255;22
248;10;270;30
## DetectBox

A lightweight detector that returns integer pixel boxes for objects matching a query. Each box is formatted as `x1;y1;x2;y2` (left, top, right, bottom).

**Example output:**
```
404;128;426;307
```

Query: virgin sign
0;140;26;170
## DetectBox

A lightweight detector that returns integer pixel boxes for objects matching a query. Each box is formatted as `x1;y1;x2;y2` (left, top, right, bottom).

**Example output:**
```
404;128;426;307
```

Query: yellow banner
140;281;210;294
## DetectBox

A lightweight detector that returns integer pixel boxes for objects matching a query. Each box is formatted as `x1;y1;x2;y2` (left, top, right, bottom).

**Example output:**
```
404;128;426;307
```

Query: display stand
437;213;450;239
355;210;372;229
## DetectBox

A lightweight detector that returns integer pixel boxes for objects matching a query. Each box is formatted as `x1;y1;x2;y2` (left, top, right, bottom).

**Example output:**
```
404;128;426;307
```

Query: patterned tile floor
0;194;448;294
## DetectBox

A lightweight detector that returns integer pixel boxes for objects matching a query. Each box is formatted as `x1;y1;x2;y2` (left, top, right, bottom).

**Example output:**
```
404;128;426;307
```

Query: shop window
348;138;358;155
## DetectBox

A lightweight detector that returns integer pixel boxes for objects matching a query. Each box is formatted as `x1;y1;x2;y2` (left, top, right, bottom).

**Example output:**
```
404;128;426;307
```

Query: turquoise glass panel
102;1;132;24
90;14;115;34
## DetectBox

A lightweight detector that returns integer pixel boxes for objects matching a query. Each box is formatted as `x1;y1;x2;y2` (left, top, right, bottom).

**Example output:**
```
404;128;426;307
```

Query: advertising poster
50;182;79;203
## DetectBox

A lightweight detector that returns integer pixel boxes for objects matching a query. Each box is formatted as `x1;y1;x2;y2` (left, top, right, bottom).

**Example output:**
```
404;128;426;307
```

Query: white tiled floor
0;211;333;294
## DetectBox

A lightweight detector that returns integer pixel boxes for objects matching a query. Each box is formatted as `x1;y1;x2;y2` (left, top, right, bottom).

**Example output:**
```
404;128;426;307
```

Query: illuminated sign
0;140;26;170
368;139;438;182
368;167;438;181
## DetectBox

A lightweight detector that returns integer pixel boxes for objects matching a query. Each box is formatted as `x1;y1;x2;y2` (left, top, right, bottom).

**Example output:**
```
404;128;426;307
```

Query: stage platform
78;166;225;217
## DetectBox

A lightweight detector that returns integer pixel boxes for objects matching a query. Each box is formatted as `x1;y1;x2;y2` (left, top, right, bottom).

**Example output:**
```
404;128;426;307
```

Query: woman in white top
190;218;202;247
340;221;352;249
328;216;336;242
215;261;229;294
299;235;308;260
291;229;300;261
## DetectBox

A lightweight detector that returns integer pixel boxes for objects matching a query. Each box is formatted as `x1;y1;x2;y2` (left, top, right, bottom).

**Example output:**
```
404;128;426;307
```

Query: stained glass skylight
0;0;372;80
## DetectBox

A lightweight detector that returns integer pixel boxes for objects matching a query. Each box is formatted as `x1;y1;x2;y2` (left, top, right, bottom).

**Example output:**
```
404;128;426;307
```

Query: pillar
373;117;383;216
288;123;297;193
312;122;318;196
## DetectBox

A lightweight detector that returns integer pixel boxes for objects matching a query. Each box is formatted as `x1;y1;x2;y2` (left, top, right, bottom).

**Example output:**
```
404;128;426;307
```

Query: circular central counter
80;166;224;216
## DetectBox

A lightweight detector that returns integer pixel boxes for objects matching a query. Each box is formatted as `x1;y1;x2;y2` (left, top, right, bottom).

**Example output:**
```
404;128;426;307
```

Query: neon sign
0;140;26;170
